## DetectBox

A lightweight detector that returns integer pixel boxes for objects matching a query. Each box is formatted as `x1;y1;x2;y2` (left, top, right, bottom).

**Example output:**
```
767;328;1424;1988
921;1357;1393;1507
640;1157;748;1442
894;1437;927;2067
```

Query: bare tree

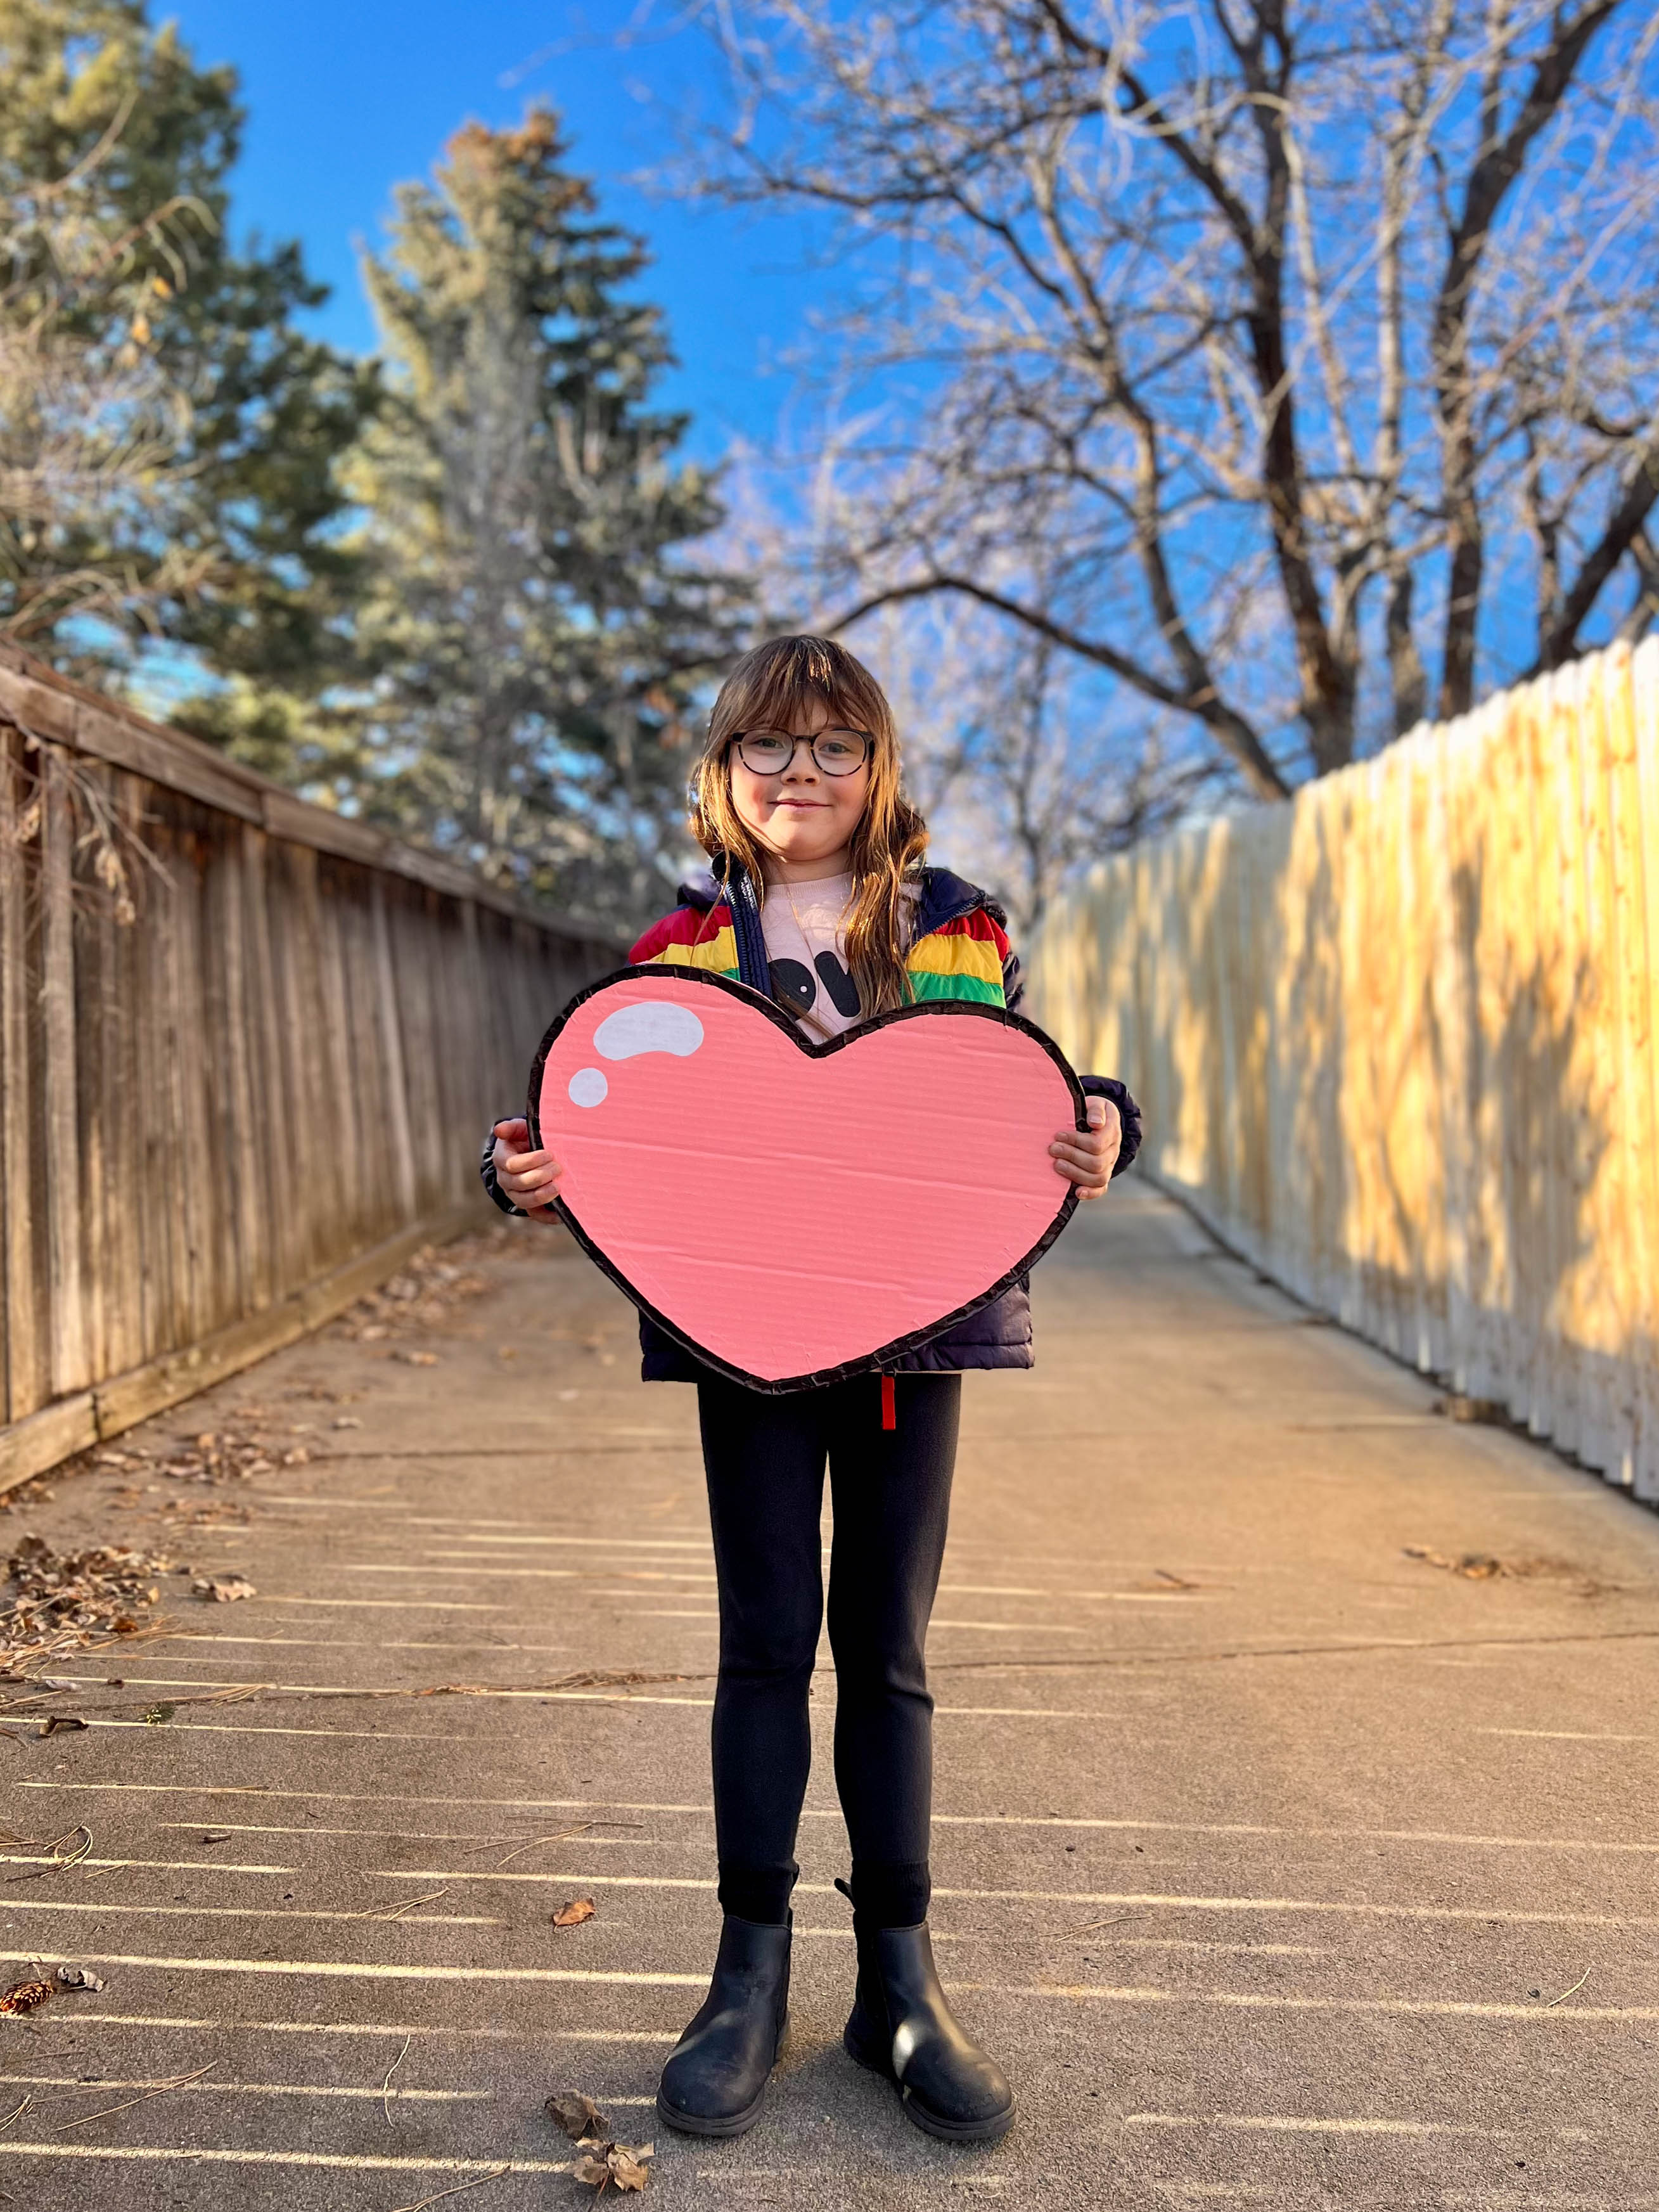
716;439;1215;925
946;631;1217;934
673;0;1659;792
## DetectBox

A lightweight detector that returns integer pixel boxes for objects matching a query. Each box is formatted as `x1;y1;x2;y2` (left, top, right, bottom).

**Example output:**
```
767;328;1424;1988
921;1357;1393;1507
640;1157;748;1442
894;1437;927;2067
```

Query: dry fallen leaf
38;1715;87;1737
1434;1393;1506;1424
1402;1543;1601;1596
193;1577;257;1604
0;1979;53;2016
1404;1544;1504;1579
552;1897;596;1929
54;1965;105;1991
400;1351;439;1367
573;2142;652;2194
546;2090;608;2140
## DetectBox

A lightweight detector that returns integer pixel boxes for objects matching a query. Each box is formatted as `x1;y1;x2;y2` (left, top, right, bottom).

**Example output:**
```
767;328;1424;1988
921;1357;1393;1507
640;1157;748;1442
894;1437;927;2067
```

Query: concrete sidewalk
1;1182;1656;2209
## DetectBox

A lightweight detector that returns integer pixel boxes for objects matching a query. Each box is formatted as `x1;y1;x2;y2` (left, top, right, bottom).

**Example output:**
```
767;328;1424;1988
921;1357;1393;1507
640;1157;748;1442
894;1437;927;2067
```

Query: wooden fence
0;647;622;1489
1028;634;1659;1502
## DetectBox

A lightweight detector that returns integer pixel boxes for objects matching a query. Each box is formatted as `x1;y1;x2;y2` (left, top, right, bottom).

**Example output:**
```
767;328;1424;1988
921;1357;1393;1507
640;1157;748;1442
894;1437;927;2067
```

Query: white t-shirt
760;872;863;1039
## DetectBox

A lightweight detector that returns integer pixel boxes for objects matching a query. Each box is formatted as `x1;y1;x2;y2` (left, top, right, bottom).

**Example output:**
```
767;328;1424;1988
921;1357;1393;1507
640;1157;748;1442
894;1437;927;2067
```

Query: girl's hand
491;1117;564;1221
1049;1095;1121;1201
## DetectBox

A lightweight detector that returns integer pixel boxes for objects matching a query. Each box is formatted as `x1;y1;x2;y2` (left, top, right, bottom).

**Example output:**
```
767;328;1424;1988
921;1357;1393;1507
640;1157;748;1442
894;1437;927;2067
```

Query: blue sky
163;1;814;461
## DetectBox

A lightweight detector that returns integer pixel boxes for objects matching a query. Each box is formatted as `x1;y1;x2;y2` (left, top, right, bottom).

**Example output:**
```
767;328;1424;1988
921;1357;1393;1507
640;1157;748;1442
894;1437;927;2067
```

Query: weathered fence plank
1030;634;1659;1501
0;645;620;1489
0;729;41;1424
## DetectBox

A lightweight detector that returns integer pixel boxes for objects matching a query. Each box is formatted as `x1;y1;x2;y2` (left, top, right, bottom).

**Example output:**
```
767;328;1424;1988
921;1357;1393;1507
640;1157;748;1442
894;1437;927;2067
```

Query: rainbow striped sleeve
905;909;1008;1005
629;904;740;977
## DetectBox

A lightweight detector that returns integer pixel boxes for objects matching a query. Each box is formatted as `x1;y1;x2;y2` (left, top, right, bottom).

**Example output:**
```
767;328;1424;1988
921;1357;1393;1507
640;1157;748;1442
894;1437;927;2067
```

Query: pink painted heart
528;967;1083;1389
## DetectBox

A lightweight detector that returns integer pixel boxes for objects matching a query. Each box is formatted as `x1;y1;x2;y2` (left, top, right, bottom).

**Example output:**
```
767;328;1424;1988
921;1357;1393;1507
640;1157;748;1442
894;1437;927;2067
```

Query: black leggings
696;1369;961;1930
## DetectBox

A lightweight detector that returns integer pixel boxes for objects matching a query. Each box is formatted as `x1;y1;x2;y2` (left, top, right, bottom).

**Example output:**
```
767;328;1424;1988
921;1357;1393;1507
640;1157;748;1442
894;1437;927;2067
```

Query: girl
484;636;1140;2147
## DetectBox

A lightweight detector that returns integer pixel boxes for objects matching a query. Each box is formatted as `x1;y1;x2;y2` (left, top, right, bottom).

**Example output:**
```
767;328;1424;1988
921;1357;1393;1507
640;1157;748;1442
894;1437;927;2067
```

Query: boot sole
843;2022;1016;2146
655;2015;788;2139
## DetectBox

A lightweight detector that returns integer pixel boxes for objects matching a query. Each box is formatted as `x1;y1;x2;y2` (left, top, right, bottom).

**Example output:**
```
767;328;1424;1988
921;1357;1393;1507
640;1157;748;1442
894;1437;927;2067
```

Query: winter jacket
480;863;1141;1383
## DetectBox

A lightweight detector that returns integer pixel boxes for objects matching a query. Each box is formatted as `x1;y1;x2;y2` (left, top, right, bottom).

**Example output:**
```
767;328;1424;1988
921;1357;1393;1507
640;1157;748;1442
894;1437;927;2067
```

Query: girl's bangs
718;640;888;741
755;669;854;731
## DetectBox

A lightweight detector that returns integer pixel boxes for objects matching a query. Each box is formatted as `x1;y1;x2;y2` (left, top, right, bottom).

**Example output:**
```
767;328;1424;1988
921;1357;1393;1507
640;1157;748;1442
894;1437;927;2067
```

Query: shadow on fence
1031;635;1657;1501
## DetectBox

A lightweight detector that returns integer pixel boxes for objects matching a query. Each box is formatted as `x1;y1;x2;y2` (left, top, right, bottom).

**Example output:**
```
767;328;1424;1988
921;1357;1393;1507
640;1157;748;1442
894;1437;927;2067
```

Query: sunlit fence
1030;636;1659;1501
0;648;620;1490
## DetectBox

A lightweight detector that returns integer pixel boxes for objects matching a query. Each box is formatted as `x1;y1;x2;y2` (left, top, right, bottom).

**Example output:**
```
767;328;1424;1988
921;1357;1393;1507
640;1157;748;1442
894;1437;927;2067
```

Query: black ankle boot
657;1913;791;2138
844;1919;1015;2144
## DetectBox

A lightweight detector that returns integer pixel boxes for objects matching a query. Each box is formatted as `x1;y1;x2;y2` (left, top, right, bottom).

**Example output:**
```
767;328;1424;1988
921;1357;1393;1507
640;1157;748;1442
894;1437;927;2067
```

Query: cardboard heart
528;967;1084;1390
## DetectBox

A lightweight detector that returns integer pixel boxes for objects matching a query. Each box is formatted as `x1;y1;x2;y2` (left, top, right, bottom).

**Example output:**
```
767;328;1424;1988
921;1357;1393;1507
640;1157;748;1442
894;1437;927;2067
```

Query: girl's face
726;695;872;875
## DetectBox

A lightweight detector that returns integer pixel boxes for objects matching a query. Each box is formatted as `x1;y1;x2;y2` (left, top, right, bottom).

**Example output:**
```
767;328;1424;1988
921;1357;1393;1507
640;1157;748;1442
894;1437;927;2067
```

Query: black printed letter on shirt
769;959;816;1016
814;951;861;1017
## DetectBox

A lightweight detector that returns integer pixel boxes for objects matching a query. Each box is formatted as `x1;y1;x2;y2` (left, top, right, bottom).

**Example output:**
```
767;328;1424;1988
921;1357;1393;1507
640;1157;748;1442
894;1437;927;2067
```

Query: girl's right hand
491;1117;563;1221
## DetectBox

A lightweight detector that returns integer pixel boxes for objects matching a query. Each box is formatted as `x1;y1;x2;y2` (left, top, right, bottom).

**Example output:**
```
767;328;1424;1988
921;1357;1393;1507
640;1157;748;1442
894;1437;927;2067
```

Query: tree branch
1032;0;1262;253
1530;427;1659;672
824;572;1290;798
1433;0;1622;715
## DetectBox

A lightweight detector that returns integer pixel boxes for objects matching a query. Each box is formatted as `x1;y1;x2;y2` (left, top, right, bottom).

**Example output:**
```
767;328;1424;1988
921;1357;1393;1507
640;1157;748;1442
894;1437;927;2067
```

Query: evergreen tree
345;110;745;921
0;0;373;725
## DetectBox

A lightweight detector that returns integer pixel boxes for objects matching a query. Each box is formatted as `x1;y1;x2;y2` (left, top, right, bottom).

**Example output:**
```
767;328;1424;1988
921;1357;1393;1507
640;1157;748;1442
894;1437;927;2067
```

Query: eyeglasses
729;728;873;777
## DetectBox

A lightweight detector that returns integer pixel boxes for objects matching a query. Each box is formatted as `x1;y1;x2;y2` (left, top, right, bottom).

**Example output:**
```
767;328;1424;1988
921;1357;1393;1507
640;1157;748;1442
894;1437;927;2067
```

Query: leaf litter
152;1425;287;1485
552;1897;596;1928
336;1237;497;1347
1;1533;175;1669
573;2141;653;2194
546;2080;654;2193
192;1575;257;1603
1402;1545;1605;1596
547;2090;608;2140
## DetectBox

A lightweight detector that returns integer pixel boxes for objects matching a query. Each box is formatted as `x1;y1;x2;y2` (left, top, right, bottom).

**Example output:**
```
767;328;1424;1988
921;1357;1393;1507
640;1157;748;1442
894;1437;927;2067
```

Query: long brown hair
690;636;928;1018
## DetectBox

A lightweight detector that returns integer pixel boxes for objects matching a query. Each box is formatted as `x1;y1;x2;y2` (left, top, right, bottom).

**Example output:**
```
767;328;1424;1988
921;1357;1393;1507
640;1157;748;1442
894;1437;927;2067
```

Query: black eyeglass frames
729;728;873;776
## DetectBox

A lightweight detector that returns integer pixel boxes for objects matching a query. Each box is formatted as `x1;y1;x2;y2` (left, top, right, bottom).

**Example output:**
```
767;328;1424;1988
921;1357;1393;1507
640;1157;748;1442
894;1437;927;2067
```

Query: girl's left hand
1049;1095;1122;1200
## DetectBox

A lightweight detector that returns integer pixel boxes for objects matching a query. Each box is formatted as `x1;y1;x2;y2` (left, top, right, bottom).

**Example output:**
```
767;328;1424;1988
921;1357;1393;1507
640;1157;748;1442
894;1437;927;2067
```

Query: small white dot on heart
568;1067;608;1107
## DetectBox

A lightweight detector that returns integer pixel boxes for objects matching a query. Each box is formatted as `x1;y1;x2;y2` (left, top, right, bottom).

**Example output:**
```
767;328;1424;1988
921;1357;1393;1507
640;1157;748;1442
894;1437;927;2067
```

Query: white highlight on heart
567;1068;609;1108
592;1002;705;1062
